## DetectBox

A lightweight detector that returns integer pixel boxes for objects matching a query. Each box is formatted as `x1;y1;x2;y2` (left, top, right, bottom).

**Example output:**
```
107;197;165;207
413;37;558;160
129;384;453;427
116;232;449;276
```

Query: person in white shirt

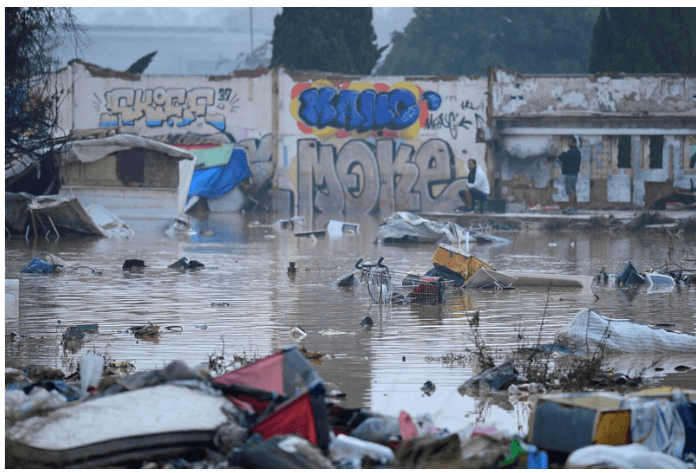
458;159;490;210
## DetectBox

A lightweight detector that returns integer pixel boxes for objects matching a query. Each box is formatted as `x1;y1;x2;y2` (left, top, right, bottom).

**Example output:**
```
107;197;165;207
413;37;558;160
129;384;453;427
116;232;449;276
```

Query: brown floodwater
5;211;696;436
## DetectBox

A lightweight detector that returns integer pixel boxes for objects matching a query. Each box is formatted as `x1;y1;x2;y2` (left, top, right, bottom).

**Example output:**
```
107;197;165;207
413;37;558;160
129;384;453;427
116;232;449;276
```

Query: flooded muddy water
5;212;696;435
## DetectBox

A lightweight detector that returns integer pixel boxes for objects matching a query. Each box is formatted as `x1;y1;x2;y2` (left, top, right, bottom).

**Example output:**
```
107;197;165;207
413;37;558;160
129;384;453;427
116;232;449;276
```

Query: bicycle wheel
366;269;392;304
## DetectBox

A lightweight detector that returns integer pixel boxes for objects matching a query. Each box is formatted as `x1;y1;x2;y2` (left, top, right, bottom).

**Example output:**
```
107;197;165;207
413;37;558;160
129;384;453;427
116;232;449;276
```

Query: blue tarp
21;257;58;273
187;147;251;200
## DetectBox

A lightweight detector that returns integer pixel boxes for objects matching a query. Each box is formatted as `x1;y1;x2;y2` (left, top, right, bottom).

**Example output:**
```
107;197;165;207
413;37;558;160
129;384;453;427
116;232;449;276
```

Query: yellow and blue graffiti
98;87;236;132
290;81;441;140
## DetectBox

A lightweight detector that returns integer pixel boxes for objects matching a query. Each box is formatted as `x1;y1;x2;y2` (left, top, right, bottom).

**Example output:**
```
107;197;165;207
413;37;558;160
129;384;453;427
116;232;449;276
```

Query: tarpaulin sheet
376;212;468;245
187;147;250;200
59;135;195;165
554;309;696;355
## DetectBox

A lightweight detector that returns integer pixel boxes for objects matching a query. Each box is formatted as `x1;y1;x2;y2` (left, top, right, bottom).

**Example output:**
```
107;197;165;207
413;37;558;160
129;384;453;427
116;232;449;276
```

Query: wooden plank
294;230;326;237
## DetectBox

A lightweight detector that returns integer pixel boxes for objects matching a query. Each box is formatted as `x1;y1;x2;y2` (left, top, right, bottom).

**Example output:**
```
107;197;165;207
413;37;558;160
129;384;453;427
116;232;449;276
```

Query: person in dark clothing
549;136;581;211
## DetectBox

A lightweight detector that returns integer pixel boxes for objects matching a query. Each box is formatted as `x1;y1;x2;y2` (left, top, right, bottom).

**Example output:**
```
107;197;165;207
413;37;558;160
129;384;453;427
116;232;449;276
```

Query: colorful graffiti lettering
297;138;469;216
99;87;236;131
290;81;441;141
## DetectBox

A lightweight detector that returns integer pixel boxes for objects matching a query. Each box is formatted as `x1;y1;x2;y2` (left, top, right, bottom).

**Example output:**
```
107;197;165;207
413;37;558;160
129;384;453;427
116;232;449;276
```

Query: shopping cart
355;257;454;305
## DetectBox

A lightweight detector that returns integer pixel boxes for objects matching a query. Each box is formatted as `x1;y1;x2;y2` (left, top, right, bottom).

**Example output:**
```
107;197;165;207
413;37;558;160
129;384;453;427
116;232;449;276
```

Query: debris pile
6;338;695;468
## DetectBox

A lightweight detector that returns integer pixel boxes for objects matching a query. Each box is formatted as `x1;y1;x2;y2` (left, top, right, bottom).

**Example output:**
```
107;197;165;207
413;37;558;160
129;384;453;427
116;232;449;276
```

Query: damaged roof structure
486;68;696;211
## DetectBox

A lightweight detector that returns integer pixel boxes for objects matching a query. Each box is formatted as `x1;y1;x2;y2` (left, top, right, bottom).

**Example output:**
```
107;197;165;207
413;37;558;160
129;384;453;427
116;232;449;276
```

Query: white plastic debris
80;354;104;394
555;309;696;354
565;443;689;469
6;387;67;420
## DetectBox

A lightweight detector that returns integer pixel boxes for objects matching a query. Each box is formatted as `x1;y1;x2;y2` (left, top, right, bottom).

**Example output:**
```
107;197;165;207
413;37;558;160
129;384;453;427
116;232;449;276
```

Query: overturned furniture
529;388;696;465
5;192;134;239
616;261;646;286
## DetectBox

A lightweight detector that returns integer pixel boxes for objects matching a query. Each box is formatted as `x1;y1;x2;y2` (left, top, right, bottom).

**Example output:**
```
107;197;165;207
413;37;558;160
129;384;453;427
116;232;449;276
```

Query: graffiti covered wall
56;62;694;212
62;62;273;145
278;73;488;217
57;62;488;215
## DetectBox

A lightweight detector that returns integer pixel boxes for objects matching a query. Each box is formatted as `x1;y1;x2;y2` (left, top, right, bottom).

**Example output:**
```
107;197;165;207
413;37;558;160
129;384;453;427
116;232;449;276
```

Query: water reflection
5;211;696;435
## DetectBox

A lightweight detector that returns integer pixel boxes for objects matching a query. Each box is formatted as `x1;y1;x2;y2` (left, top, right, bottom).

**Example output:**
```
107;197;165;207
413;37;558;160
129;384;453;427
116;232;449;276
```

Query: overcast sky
71;7;416;49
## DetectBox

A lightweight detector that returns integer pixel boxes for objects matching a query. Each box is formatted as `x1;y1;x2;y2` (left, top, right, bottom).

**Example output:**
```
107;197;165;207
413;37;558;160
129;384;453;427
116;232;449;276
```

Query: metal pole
249;7;254;55
30;210;38;239
379;274;383;305
47;215;60;240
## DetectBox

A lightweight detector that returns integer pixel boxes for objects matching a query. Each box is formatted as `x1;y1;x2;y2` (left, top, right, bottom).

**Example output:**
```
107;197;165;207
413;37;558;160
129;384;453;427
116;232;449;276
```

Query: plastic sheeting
565;444;690;469
5;192;138;238
187;147;251;201
458;358;518;394
85;204;134;238
59;135;195;165
463;268;518;289
376;212;468;245
621;396;686;458
554;309;696;355
5;192;107;237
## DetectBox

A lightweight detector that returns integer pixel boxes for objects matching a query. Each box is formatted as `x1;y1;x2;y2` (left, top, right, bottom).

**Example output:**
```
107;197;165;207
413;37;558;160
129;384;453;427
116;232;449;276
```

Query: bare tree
5;7;84;194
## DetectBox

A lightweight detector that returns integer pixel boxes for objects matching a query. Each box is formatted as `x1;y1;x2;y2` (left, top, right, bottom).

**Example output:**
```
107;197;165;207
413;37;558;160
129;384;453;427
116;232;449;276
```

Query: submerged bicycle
355;257;454;305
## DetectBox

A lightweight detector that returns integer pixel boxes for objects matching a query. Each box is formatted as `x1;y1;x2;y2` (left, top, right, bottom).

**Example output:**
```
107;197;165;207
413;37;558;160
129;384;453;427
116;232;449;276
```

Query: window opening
117;150;145;186
617;136;631;168
649;136;663;169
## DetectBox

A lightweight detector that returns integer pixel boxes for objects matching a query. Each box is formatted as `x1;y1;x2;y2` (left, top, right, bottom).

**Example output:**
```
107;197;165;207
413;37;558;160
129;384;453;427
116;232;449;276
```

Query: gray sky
71;7;416;49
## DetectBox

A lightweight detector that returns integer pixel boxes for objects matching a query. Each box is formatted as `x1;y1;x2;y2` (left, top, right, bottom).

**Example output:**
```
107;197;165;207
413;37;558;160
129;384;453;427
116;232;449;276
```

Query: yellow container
528;393;631;453
432;243;493;283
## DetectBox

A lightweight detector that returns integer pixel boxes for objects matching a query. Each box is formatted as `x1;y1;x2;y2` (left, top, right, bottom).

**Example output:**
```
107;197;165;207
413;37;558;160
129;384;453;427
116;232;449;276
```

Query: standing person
549;136;581;212
458;159;490;211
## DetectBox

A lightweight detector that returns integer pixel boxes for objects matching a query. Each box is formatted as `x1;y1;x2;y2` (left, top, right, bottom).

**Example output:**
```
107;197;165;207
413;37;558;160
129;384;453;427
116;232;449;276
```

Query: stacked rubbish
6;329;696;468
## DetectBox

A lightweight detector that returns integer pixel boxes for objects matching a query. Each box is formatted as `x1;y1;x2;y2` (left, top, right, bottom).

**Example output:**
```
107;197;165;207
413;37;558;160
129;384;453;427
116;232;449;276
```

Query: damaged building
47;60;695;215
486;68;696;211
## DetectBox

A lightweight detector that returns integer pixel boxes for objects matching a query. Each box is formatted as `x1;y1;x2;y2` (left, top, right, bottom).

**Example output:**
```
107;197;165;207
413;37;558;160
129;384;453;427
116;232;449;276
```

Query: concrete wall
58;61;488;216
491;68;696;209
277;70;487;218
492;69;696;116
56;61;695;214
58;61;275;197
